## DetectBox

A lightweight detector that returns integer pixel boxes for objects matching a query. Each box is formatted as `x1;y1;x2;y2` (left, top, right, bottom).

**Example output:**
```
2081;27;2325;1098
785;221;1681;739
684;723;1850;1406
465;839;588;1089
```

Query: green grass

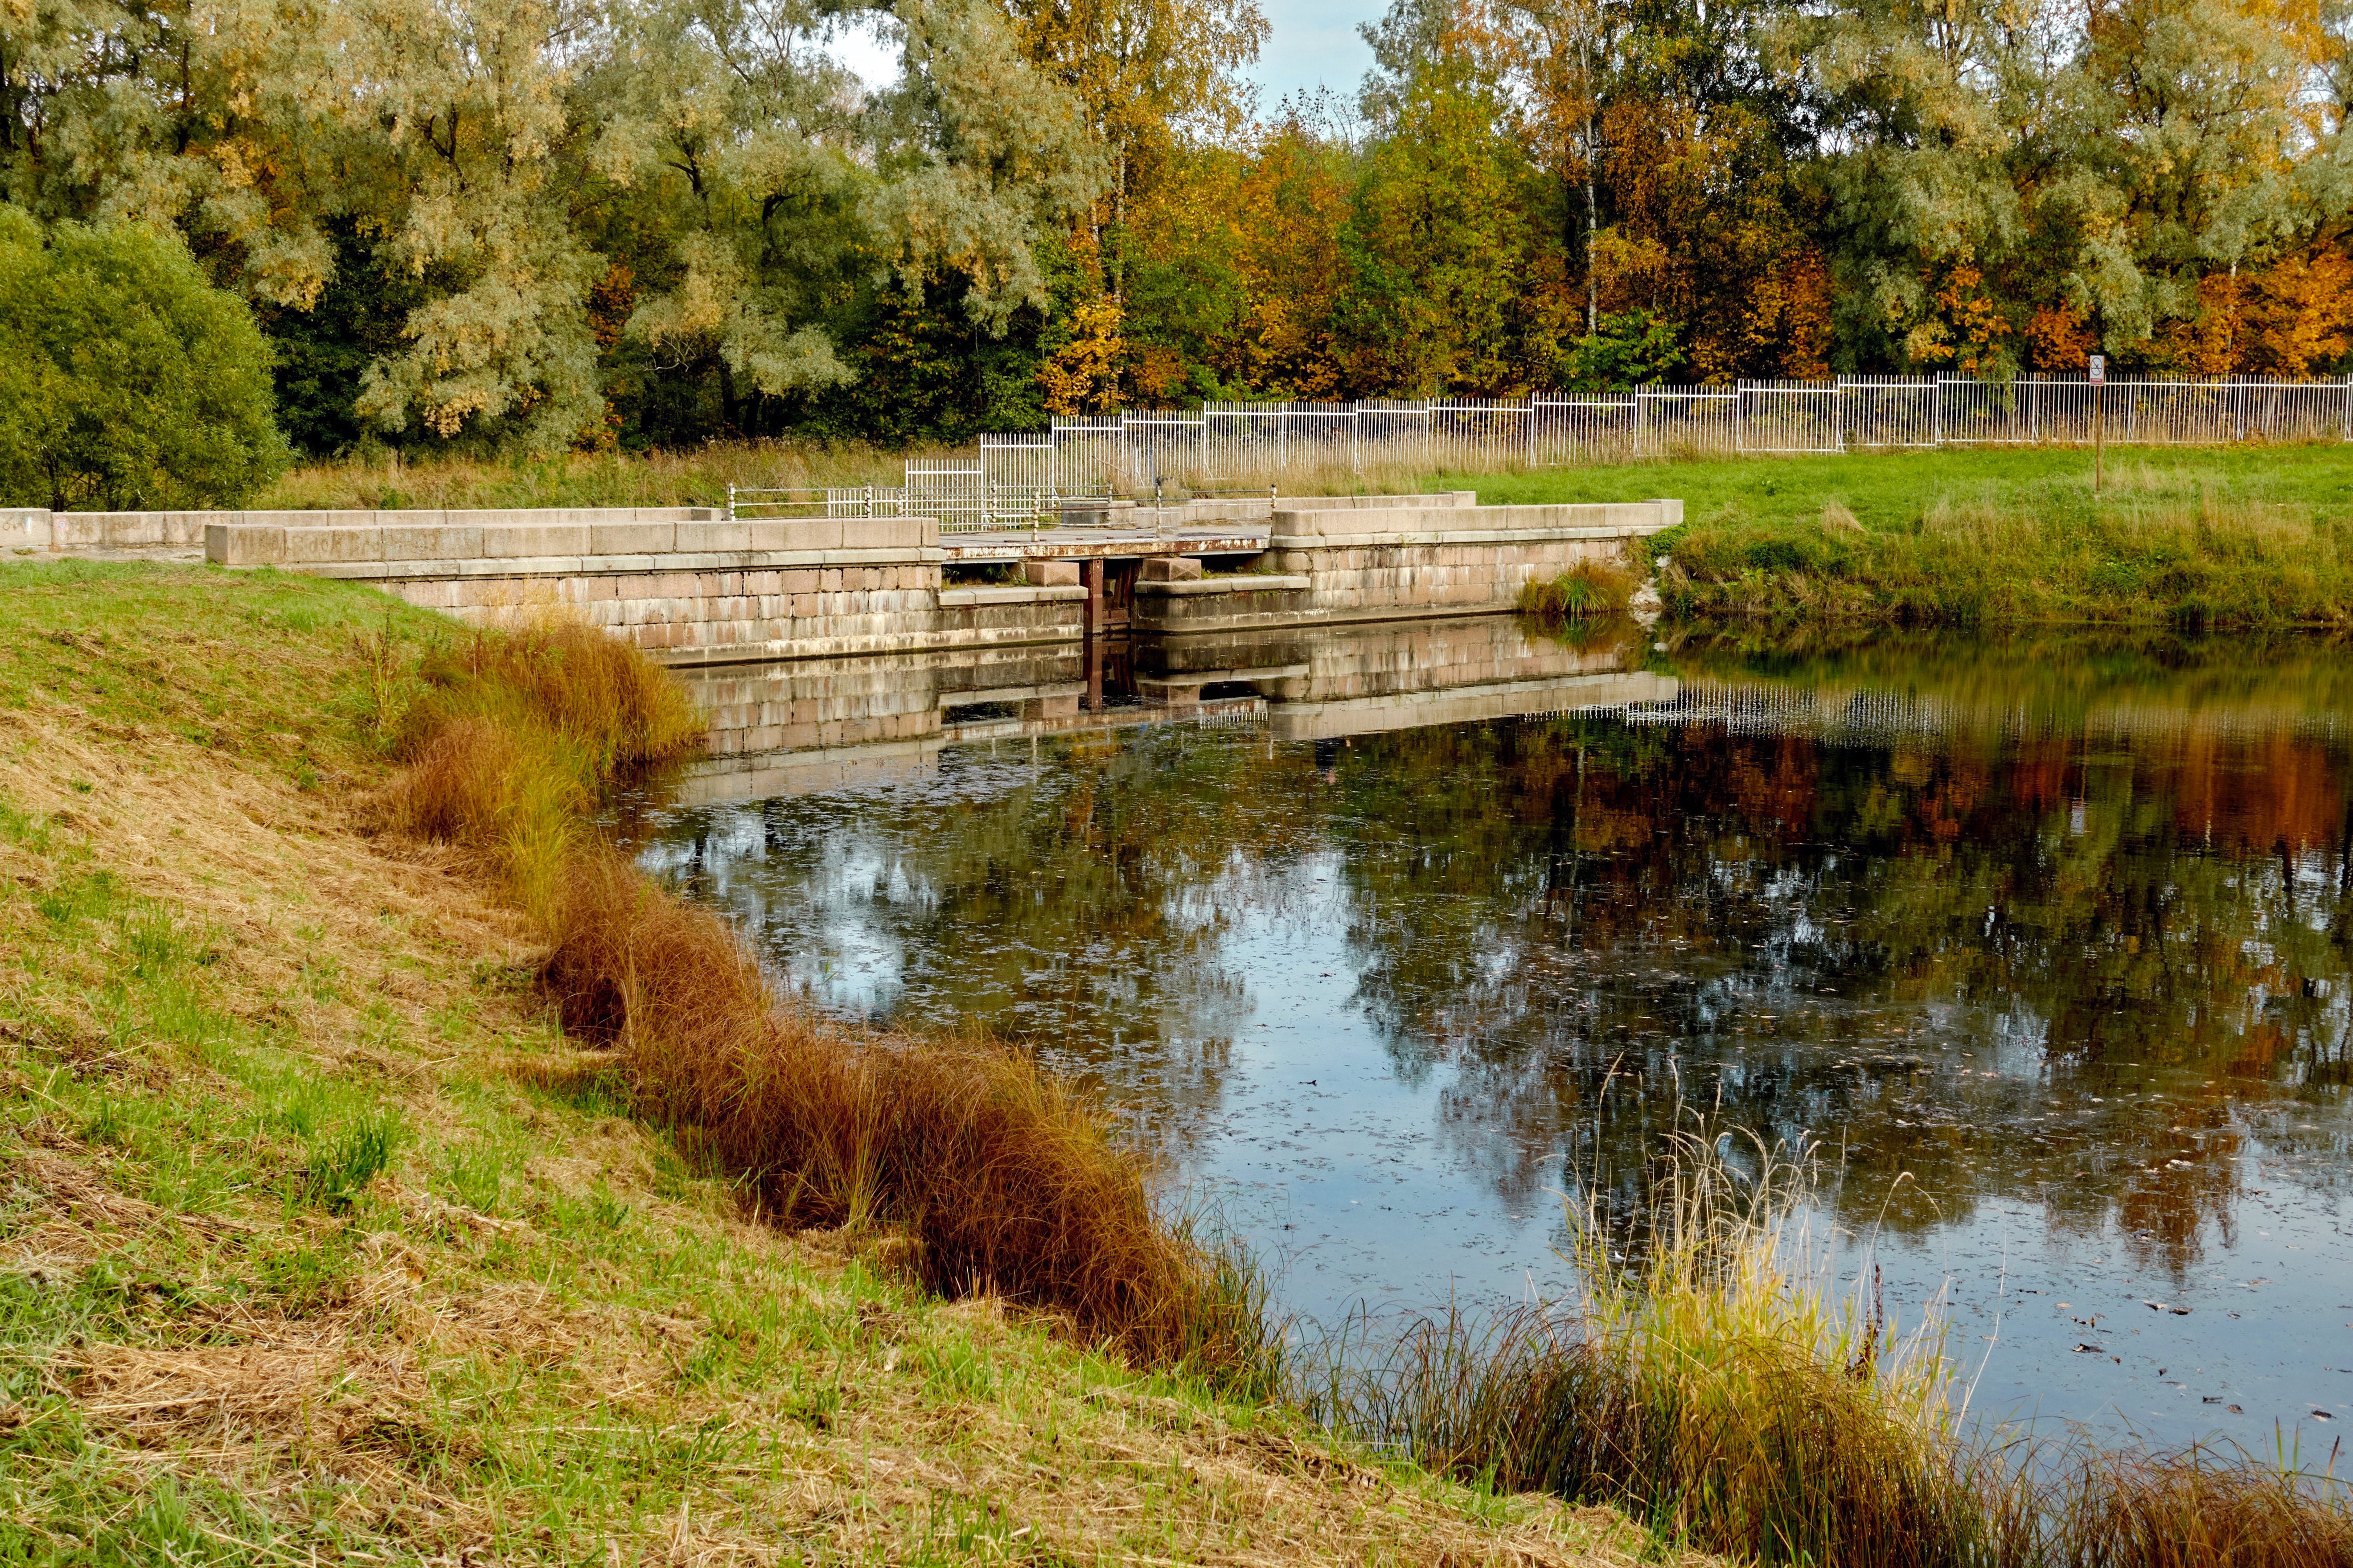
1447;444;2353;628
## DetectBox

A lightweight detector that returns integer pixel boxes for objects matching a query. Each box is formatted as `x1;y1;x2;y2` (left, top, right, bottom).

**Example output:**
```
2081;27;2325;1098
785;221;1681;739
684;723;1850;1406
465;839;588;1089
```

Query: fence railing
1044;376;2353;491
729;374;2353;533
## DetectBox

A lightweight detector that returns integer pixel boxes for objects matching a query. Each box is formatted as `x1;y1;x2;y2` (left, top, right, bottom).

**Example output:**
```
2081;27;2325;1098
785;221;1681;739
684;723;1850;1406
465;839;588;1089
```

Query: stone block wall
381;562;1082;665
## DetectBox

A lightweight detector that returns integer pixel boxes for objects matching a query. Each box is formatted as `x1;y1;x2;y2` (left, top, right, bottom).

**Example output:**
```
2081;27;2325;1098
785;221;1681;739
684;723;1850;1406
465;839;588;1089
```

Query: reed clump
1519;558;1638;621
1306;1132;1973;1567
2019;1445;2353;1567
386;619;1273;1383
387;620;704;915
1304;1128;2353;1568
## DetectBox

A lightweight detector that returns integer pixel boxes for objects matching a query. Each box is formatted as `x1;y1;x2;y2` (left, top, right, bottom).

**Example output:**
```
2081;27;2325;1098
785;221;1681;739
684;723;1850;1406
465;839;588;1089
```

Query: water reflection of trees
647;631;2353;1283
646;727;1336;1141
1326;708;2353;1280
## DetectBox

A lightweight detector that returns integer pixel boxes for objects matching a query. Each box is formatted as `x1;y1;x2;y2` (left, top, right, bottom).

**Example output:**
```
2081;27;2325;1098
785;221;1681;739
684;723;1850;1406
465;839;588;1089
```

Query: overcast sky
826;2;1379;119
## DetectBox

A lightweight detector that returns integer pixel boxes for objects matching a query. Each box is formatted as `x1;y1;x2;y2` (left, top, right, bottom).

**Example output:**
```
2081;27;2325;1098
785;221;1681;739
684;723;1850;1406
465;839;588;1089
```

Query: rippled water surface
641;623;2353;1444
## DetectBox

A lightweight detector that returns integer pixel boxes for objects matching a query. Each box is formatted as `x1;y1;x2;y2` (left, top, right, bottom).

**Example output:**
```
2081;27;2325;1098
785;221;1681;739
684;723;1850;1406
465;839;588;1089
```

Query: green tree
1342;6;1549;394
0;209;286;509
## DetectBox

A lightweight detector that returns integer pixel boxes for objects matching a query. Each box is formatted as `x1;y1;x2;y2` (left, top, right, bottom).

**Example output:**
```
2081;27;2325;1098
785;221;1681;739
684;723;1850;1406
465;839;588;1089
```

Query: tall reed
1304;1130;1975;1565
1300;1126;2353;1568
387;620;703;915
538;850;1279;1380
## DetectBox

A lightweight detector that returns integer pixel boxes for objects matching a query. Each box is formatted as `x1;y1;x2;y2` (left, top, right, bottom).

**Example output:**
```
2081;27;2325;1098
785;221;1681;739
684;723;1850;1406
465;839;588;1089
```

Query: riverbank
0;561;1675;1563
1460;445;2353;628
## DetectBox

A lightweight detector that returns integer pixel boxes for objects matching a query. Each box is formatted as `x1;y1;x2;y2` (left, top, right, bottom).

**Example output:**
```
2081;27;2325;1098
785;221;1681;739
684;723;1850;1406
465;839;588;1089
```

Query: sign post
2089;354;2105;495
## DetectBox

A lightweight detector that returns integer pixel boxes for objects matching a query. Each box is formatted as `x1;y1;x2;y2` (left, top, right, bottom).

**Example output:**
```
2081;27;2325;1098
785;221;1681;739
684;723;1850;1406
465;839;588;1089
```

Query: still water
641;619;2353;1445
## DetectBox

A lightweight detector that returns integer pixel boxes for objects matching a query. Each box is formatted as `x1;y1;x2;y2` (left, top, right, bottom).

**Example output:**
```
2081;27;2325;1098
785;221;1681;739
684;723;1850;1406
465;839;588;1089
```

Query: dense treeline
0;0;2348;477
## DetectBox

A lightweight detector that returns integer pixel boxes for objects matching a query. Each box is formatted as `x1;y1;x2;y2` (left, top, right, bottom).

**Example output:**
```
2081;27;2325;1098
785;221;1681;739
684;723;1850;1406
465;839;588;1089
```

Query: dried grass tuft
1519;558;1638;622
386;618;703;915
541;850;1277;1380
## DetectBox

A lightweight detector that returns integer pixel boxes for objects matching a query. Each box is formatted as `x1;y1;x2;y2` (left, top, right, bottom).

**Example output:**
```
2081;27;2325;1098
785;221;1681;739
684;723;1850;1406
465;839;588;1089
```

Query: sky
824;1;1380;117
1247;0;1379;110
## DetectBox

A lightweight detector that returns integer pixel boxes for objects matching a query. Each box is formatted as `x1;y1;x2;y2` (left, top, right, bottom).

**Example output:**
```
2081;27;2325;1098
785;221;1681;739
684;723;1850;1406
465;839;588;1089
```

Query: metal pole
2095;381;2104;495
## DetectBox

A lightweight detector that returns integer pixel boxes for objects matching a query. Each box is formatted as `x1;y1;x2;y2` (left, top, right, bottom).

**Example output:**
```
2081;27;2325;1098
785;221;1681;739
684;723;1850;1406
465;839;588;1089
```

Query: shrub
0;206;288;509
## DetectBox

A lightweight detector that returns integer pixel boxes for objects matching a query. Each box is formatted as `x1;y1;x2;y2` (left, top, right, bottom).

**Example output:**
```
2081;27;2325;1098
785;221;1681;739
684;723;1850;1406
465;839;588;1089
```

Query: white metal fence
732;374;2353;533
1044;376;2353;490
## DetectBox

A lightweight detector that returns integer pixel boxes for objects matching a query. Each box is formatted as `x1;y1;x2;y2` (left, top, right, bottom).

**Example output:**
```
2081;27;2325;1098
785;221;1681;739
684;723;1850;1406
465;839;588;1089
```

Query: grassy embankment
1464;445;2353;628
0;560;1680;1564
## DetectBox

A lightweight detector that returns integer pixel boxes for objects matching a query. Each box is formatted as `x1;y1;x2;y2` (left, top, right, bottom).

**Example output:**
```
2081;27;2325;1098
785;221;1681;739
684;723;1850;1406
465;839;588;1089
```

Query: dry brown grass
1978;1443;2353;1568
377;612;1273;1381
386;618;705;916
542;850;1275;1379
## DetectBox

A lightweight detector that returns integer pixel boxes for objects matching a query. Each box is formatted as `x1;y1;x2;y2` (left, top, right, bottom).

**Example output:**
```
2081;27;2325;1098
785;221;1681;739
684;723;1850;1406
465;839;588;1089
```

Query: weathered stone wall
1130;497;1678;635
1;509;51;552
381;563;1082;665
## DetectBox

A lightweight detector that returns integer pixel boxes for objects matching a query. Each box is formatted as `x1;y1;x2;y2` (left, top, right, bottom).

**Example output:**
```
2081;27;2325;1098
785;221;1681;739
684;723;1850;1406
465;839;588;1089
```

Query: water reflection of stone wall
1142;616;1677;739
674;616;1683;804
673;644;1083;803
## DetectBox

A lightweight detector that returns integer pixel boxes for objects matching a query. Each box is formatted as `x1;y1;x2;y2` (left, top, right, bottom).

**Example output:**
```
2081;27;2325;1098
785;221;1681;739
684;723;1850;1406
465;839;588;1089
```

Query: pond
639;617;2353;1446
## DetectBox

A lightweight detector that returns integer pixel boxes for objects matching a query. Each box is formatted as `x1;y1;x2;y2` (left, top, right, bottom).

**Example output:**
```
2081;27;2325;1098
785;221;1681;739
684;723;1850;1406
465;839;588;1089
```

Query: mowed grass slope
0;560;1679;1566
1453;444;2353;628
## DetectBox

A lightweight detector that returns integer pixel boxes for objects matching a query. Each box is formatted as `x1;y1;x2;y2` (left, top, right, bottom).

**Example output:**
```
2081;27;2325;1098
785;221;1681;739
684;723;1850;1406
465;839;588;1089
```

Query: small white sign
2088;354;2105;384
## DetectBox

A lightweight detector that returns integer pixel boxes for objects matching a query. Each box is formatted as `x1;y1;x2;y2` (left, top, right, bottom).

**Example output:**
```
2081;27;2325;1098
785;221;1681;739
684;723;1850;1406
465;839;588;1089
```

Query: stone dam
4;490;1679;665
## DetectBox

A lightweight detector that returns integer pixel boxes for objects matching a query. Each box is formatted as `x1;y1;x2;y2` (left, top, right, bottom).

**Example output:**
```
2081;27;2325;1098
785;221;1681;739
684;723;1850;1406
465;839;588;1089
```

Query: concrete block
1;509;53;551
280;525;387;564
1138;556;1204;582
480;524;591;558
677;520;752;552
749;519;841;552
844;517;911;550
206;523;285;566
381;523;479;561
592;521;676;555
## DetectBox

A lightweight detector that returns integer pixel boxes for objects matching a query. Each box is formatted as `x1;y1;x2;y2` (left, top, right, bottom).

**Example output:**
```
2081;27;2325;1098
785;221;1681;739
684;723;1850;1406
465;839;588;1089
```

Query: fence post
1932;374;1944;449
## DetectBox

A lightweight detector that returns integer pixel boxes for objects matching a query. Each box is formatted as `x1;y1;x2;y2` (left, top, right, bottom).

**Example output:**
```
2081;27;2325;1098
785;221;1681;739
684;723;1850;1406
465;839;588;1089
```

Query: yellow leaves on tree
1730;251;1835;381
2026;303;2098;372
1041;294;1128;415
